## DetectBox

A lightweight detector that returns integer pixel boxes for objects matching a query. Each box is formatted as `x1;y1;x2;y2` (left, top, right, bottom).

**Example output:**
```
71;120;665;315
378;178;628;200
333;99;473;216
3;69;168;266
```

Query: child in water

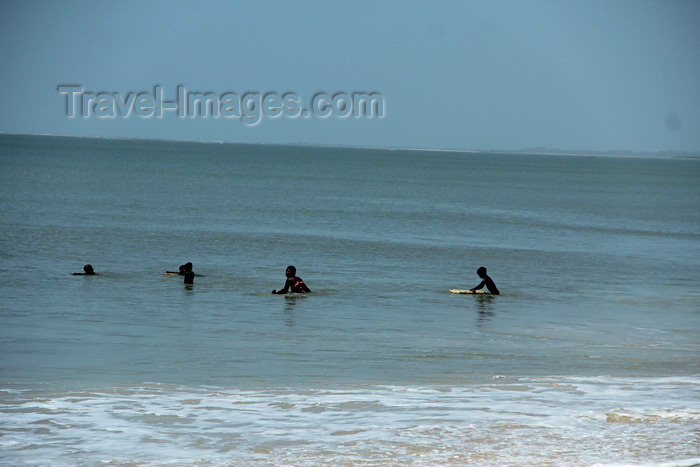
470;266;499;295
272;266;311;294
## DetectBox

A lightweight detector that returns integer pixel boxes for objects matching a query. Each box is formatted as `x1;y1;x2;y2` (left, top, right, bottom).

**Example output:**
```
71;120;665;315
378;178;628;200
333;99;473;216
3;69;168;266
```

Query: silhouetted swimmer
72;264;97;275
272;266;311;294
470;267;499;295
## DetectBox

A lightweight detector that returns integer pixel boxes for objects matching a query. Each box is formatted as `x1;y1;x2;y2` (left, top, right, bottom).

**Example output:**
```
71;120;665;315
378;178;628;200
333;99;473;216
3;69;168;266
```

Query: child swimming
272;266;311;294
470;266;499;295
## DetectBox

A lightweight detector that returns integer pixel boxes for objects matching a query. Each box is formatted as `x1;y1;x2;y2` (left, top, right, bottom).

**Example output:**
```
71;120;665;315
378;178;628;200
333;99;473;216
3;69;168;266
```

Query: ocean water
0;134;699;466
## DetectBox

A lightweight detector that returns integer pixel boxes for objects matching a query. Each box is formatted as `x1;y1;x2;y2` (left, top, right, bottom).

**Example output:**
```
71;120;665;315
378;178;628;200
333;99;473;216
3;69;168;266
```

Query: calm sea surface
1;134;699;465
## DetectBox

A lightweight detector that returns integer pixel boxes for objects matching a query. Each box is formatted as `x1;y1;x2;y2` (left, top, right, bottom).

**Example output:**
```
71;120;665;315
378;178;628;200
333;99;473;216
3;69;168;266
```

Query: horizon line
1;131;698;159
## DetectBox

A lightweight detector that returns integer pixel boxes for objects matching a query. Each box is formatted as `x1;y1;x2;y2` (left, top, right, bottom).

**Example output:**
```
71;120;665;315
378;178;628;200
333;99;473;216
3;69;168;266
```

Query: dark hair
477;267;487;275
286;265;296;275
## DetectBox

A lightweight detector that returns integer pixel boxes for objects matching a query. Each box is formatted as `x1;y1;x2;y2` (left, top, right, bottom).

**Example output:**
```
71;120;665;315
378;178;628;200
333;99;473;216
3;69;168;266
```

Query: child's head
286;265;296;277
476;266;487;278
83;264;94;274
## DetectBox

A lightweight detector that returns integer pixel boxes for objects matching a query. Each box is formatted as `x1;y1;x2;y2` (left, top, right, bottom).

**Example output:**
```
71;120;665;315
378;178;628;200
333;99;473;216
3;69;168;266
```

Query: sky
1;0;699;153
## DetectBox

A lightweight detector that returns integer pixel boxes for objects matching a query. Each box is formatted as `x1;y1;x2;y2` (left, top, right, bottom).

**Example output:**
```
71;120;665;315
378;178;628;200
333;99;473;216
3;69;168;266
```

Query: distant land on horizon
1;132;699;159
508;147;700;158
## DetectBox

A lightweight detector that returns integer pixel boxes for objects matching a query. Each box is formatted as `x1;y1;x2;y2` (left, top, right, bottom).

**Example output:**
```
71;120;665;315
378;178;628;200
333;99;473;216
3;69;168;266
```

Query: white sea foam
2;376;698;466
